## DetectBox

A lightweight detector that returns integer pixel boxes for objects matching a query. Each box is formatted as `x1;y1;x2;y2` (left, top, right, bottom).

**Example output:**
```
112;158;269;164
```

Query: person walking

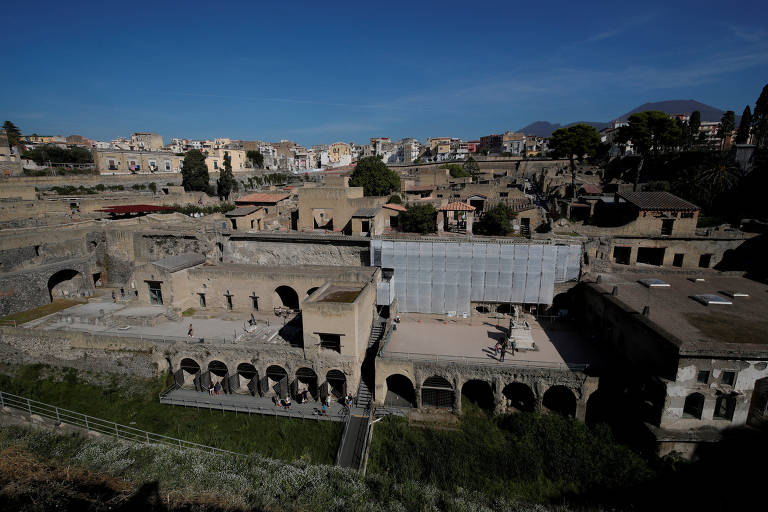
120;287;125;299
494;341;501;356
187;324;194;337
111;290;116;303
214;381;222;396
208;382;214;396
500;343;506;362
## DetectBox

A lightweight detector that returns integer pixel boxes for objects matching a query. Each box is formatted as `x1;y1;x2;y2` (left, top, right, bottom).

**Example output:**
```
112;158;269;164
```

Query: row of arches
385;373;581;417
683;392;736;421
178;358;347;401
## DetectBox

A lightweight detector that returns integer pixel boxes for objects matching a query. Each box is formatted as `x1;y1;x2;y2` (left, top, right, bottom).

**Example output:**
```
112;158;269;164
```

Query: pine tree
717;111;735;148
181;150;210;192
689;111;701;148
2;120;21;147
752;83;768;148
735;106;752;144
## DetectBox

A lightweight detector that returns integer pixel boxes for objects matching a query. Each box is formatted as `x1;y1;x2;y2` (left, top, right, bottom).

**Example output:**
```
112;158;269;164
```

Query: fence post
146;431;150;443
178;438;182;450
0;392;4;409
115;423;119;437
27;398;32;415
85;416;89;431
56;407;60;423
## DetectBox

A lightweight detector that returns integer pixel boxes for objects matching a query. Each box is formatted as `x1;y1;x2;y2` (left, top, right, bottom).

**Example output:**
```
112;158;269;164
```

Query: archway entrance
461;380;494;412
208;360;228;378
422;375;454;409
385;374;415;408
543;386;576;417
683;392;705;419
503;382;535;412
307;287;319;297
237;363;258;394
295;367;318;400
178;358;200;387
274;285;299;309
585;389;610;425
266;365;289;398
326;370;347;400
47;269;85;301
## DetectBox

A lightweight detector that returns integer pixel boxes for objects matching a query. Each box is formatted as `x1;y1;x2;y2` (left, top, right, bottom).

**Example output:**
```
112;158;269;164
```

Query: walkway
336;406;370;469
160;388;347;422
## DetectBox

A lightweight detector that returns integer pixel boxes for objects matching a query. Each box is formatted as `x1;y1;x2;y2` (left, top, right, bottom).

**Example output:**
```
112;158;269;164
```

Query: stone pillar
453;376;462;413
575;398;588;421
629;245;639;265
493;376;505;415
415;384;422;409
466;212;474;233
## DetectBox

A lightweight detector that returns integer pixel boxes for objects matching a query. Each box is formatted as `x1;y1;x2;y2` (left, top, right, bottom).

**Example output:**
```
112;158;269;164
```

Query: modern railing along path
0;390;241;457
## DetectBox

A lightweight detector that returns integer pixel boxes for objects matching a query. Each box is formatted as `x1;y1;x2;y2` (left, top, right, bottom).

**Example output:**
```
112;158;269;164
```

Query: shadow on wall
715;233;768;283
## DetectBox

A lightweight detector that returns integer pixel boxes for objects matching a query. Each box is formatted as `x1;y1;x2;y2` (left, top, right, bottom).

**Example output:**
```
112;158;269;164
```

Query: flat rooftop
314;285;363;303
190;263;377;279
593;273;768;354
381;312;601;370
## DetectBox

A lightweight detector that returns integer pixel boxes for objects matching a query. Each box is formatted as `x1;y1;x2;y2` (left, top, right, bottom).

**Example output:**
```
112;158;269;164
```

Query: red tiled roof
580;184;602;194
618;192;699;211
235;192;290;204
438;202;476;211
95;204;175;214
382;203;407;212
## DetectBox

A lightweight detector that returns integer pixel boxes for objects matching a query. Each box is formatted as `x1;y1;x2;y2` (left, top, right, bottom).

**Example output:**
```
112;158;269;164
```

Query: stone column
453;376;462;413
415;384;422;409
493;376;505;415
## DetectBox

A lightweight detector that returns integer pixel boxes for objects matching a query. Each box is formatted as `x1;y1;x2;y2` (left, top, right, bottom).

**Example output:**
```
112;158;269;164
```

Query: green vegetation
753;83;768;148
349;156;401;196
735;105;752;144
131;183;146;190
181;308;196;317
464;155;480;176
369;402;653;506
2;120;22;147
23;167;99;176
148;182;157;194
22;144;93;165
181;149;211;193
0;365;341;464
243;173;289;190
440;162;470;178
387;194;402;204
246;149;264;168
50;184;124;195
399;203;437;234
474;203;515;236
549;124;601;198
172;202;235;215
0;299;85;325
0;425;561;512
216;153;234;200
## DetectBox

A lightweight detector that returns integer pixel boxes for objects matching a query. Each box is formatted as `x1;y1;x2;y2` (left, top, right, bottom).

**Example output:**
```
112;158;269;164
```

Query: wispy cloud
583;12;658;43
166;91;398;111
726;24;767;43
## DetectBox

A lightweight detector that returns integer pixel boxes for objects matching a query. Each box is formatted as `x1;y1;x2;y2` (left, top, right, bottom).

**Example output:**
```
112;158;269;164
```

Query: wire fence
0;390;242;458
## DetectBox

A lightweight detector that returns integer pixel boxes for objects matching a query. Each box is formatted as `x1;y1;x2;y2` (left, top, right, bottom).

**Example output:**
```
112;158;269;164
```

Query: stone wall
225;239;368;266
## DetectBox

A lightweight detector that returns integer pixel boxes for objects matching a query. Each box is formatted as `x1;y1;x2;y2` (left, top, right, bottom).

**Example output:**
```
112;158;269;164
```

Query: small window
722;371;735;386
147;281;163;305
714;395;735;420
319;333;341;352
673;253;684;267
198;293;206;308
213;160;218;169
699;254;712;268
697;370;709;384
165;160;171;171
500;192;509;197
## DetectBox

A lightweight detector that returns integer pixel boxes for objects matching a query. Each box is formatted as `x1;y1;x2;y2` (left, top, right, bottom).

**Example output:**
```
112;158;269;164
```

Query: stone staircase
354;320;384;410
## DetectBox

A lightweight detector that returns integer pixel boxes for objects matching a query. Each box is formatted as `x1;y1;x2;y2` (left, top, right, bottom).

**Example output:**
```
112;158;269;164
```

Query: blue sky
1;0;766;146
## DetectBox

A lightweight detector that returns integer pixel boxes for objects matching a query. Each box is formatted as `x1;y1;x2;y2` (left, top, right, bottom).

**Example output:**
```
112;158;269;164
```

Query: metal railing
0;320;17;327
0;390;242;457
379;351;589;371
158;387;349;423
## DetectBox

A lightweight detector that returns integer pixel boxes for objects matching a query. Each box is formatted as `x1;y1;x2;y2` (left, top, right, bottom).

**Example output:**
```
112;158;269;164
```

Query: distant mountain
519;120;610;137
616;100;725;122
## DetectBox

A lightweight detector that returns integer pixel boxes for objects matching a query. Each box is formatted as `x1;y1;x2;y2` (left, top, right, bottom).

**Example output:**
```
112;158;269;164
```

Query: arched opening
208;360;228;378
385;374;415;408
274;285;299;309
495;303;514;314
543;385;576;417
503;382;535;412
714;393;736;421
295;367;318;401
47;269;85;301
422;375;454;409
683;392;705;419
266;365;288;398
326;369;347;400
306;287;319;297
180;358;200;375
461;380;494;412
236;362;257;393
237;362;257;380
585;389;610;425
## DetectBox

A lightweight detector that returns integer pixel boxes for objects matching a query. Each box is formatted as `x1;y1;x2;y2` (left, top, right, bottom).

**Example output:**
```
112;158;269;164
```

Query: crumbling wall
225;240;368;266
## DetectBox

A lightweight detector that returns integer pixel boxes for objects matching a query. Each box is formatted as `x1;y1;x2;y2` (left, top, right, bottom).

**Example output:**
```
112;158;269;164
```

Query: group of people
207;381;222;396
494;337;516;362
272;395;292;408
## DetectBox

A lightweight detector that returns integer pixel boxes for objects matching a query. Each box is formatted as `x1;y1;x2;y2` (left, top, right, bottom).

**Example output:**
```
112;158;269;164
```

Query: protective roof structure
152;252;206;273
352;207;380;217
618;192;699;211
235;192;290;204
438;202;476;211
95;204;175;214
225;206;262;217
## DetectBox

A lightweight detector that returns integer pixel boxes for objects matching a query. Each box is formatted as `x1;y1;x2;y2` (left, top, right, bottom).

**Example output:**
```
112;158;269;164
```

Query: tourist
120;287;125;299
214;381;222;396
321;403;327;416
208;382;214;396
500;344;506;362
301;389;309;403
325;395;331;407
272;395;278;406
111;290;116;303
284;396;291;407
187;324;194;337
494;341;501;356
249;313;256;326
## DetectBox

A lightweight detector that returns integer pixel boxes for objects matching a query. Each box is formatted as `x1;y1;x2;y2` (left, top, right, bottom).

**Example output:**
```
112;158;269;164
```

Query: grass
181;308;196;317
368;400;655;507
0;425;569;512
0;364;342;465
0;299;85;325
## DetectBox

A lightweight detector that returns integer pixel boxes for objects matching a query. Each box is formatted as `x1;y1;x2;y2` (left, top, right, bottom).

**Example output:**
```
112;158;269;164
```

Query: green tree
549;123;601;198
463;156;480;177
399;203;437;234
717;110;736;148
440;163;469;178
388;194;402;204
349;156;400;196
246;150;264;168
616;111;681;188
148;182;157;194
2;120;21;147
473;203;514;236
752;83;768;148
689;110;701;148
216;153;234;201
181;150;210;193
735;105;752;144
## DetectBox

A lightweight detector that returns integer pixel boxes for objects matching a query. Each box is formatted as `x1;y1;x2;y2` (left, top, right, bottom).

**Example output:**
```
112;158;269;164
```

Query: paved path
160;388;347;422
336;406;370;469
